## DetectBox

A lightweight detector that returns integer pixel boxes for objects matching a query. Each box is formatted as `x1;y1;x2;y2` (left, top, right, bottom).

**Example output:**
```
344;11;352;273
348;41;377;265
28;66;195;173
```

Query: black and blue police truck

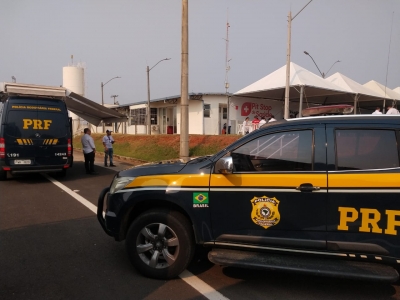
0;83;73;180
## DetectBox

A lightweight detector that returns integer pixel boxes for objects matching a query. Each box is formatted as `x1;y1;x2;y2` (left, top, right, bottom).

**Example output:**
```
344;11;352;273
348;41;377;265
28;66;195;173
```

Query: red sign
240;102;272;118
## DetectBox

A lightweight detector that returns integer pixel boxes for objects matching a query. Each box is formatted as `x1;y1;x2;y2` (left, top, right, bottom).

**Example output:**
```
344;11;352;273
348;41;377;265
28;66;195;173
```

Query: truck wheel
125;209;194;279
0;170;7;181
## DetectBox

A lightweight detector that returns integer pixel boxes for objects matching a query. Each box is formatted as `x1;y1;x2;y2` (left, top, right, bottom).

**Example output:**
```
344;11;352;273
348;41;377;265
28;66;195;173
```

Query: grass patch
73;134;240;161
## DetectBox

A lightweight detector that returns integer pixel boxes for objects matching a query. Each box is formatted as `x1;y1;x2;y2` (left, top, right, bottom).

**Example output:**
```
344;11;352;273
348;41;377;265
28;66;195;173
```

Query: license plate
14;159;31;165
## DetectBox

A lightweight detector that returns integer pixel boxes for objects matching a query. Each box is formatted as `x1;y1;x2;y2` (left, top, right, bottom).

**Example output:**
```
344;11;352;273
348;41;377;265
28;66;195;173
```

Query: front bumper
97;187;114;237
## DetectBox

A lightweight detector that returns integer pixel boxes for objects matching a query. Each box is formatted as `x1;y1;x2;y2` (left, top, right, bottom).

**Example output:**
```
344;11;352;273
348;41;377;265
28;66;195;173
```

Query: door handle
296;183;320;192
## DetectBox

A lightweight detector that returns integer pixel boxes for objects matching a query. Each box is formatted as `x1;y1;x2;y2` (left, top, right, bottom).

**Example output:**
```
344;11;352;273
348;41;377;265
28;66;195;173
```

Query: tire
125;209;195;279
0;170;7;181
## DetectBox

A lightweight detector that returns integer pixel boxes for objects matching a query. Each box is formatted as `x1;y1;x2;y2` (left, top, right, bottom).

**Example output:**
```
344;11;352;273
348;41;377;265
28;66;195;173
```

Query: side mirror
215;156;233;174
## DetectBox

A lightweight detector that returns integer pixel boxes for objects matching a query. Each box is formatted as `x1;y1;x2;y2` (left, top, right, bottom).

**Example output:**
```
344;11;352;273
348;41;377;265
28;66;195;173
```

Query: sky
1;0;400;105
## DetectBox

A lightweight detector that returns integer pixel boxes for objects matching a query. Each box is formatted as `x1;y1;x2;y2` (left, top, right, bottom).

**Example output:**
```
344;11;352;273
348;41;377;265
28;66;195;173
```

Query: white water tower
62;56;86;134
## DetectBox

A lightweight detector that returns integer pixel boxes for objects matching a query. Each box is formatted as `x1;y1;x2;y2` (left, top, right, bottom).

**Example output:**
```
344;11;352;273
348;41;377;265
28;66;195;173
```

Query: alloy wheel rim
136;223;180;269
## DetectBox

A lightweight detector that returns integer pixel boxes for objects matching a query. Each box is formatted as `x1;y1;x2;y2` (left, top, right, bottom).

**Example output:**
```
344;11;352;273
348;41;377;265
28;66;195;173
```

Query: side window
204;104;211;118
231;130;313;172
335;129;399;170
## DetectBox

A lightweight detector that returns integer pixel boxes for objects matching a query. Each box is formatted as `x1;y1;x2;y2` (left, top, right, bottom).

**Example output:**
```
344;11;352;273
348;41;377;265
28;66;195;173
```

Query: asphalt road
1;150;399;300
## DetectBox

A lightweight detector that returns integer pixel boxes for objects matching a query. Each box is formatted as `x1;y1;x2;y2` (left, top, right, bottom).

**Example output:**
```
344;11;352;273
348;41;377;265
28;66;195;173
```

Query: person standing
221;123;226;135
242;117;250;135
259;116;267;127
386;105;400;115
81;128;98;175
252;116;260;130
268;115;277;122
103;130;116;167
372;107;382;114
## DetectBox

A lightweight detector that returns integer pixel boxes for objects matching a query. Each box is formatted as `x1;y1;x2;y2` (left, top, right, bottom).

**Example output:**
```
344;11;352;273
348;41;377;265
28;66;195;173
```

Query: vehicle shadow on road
221;267;398;300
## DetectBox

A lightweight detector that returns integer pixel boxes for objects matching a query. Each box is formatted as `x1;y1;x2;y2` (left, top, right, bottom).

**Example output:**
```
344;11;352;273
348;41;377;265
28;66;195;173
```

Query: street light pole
101;76;121;133
325;60;341;78
304;51;340;78
284;0;313;119
146;58;171;135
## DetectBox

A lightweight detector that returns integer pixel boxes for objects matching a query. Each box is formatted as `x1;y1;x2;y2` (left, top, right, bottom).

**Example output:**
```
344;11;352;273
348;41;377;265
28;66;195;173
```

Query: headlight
109;176;135;194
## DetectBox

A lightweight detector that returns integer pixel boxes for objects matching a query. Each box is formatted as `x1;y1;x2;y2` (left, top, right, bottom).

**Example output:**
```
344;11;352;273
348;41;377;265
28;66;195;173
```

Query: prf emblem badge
251;196;280;229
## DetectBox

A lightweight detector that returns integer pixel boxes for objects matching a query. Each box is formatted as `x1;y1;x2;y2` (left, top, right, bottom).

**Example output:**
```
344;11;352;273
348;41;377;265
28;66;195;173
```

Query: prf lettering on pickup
23;119;52;130
338;207;400;235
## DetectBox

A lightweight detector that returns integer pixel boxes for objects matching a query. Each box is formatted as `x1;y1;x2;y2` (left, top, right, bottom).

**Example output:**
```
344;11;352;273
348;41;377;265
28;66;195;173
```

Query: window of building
335;129;399;170
204;104;211;118
231;130;313;172
222;107;227;119
130;108;146;125
150;108;158;125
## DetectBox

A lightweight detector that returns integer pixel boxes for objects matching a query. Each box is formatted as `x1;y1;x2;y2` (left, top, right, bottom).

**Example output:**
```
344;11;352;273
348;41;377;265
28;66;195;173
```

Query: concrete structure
99;93;234;135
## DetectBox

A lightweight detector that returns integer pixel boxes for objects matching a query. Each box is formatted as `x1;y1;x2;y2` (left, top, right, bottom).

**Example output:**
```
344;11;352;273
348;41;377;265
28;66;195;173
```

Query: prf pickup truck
98;115;400;282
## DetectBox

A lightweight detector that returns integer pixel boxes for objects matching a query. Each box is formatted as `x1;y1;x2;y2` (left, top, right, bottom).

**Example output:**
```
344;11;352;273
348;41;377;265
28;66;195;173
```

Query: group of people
81;128;116;175
372;105;400;115
242;115;276;135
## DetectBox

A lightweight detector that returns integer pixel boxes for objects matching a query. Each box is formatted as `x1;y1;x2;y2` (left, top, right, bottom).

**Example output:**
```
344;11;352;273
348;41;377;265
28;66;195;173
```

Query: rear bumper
0;159;71;174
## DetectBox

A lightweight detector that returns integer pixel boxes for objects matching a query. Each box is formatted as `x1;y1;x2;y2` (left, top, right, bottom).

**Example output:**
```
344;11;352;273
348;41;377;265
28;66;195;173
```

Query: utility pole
111;95;119;104
146;58;171;135
101;76;121;133
180;0;189;162
147;65;151;135
224;9;231;134
284;0;313;119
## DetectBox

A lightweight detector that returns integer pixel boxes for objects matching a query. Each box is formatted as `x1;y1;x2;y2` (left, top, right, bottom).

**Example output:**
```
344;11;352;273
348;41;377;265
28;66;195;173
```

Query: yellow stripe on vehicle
52;139;58;145
210;173;327;188
125;174;210;188
329;173;400;188
16;139;23;145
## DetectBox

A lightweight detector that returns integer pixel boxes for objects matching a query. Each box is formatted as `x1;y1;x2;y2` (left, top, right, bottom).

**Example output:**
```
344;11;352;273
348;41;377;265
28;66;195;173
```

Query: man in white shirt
258;116;267;127
372;107;382;115
81;128;98;175
242;117;250;135
386;105;400;115
268;115;277;122
103;130;116;167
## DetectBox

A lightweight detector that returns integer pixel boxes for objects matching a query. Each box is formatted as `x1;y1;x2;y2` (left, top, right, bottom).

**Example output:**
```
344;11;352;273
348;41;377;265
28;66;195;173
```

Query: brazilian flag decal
193;192;209;204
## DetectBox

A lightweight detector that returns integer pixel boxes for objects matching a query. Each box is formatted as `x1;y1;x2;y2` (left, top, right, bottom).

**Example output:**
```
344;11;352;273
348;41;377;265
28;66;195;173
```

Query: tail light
0;138;5;159
67;138;72;156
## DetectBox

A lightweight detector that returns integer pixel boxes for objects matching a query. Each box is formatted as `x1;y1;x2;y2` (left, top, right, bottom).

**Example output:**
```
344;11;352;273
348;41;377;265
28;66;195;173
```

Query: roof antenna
383;11;394;113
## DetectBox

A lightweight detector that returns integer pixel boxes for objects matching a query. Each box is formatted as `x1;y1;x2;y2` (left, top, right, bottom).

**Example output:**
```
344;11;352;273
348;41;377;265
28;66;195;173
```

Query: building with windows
101;93;233;135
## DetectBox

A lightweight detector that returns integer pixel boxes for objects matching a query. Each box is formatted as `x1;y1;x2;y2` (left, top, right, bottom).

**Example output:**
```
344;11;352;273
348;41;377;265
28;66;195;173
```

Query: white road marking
179;270;229;300
45;174;229;300
43;174;97;214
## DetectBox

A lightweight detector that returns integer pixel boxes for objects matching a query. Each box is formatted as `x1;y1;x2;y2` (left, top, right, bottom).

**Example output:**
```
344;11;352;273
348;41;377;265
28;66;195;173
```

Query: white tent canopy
325;73;382;100
394;87;400;94
233;63;399;116
234;62;348;102
363;80;400;100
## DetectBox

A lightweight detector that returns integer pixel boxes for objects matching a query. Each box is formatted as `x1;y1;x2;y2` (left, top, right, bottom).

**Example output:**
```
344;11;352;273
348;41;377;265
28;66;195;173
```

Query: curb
73;148;148;164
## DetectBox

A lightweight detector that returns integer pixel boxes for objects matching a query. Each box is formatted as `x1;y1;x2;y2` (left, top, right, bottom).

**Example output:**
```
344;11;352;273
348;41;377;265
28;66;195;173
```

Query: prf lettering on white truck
338;207;400;235
22;119;52;130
